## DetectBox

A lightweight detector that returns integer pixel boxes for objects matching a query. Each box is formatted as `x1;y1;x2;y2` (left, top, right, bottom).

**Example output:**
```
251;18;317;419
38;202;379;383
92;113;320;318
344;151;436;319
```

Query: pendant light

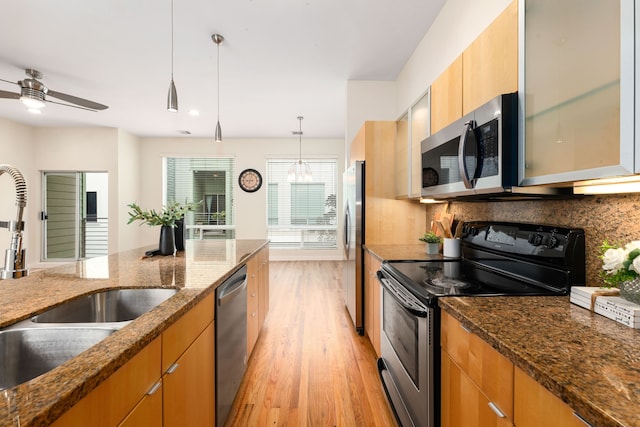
166;0;178;112
212;33;224;142
288;116;313;183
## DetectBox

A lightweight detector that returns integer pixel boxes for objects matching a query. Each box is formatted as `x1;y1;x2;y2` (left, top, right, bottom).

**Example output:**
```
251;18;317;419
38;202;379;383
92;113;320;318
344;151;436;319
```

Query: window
266;159;337;249
165;157;235;239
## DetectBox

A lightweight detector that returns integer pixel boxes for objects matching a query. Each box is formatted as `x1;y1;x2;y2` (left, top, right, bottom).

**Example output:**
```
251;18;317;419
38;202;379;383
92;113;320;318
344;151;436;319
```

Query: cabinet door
463;0;518;115
441;311;513;420
247;255;260;356
163;322;215;427
395;113;409;198
258;246;269;329
410;92;430;198
521;0;633;184
441;350;513;427
51;337;162;427
514;367;590;427
431;55;463;134
119;381;163;427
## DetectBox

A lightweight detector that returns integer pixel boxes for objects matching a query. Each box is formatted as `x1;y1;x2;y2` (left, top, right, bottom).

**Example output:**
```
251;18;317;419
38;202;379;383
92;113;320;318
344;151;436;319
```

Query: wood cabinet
352;121;426;245
51;337;163;427
429;1;517;133
430;55;463;134
363;251;382;356
163;322;215;427
440;311;514;427
52;293;216;427
247;246;269;357
395;113;409;198
514;367;591;427
462;0;518;115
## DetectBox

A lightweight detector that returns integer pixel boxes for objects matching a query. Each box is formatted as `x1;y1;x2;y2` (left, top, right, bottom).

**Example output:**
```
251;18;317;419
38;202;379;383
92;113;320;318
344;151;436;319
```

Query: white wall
138;136;345;260
0;118;35;267
394;0;513;117
116;129;142;251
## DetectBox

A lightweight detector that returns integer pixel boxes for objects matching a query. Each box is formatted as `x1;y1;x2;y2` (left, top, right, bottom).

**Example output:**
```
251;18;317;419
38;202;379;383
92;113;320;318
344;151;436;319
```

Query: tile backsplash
423;193;640;286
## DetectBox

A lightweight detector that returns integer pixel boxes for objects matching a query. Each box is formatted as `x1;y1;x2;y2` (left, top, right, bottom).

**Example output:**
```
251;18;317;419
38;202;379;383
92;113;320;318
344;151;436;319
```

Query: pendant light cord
170;0;174;80
217;40;220;122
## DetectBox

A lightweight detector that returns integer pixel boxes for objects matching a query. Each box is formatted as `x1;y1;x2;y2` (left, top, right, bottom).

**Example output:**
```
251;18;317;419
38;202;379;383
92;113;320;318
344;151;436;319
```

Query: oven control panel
460;221;585;264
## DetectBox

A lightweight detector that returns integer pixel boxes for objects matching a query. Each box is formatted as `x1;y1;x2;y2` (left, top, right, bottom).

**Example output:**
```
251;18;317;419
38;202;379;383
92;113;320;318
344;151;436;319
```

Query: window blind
165;157;235;239
266;159;337;249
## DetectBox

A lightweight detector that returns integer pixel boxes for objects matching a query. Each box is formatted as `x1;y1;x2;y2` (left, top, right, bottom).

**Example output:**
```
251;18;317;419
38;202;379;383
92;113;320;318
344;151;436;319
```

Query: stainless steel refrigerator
343;160;364;334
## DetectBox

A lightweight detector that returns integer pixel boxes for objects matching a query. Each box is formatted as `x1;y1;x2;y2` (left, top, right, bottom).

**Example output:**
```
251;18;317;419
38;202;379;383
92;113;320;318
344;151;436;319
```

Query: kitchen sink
0;327;116;390
31;288;177;324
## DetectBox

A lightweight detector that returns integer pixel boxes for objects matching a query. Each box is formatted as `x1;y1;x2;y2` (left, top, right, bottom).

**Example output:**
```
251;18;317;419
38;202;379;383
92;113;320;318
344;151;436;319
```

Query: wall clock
238;168;263;193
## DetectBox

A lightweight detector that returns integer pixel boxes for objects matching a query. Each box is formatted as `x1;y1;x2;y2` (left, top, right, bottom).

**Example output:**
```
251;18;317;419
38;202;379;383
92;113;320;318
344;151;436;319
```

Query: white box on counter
570;286;640;329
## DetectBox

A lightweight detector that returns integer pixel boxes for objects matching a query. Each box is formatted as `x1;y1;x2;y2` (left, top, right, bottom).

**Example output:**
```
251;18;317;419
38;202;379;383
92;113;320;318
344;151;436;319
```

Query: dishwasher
215;264;248;427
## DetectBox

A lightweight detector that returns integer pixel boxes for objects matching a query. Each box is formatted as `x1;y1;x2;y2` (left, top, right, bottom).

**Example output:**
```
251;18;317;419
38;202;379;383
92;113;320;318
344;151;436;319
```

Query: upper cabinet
463;0;518;115
430;55;463;135
519;0;634;185
395;91;430;199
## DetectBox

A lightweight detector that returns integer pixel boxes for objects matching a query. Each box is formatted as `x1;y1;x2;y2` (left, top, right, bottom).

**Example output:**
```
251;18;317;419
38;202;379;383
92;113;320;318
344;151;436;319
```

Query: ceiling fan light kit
212;33;224;143
167;0;178;112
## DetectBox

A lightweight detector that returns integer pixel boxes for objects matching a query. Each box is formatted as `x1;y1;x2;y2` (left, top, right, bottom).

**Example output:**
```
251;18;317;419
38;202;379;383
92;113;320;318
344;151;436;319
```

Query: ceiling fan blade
0;90;20;100
0;78;19;86
44;98;99;112
46;89;108;111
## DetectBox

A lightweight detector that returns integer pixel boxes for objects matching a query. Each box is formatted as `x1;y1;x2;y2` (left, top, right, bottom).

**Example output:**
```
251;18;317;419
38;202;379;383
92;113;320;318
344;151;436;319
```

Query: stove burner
426;277;471;289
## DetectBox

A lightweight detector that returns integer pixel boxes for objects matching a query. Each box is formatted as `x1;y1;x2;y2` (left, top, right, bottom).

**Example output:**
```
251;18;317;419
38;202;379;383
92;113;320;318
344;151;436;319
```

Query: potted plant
600;240;640;304
419;232;442;255
128;201;200;255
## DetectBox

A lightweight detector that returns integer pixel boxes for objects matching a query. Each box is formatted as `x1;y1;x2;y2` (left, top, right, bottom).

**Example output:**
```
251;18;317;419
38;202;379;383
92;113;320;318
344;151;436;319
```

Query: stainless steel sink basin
31;288;177;324
0;327;116;390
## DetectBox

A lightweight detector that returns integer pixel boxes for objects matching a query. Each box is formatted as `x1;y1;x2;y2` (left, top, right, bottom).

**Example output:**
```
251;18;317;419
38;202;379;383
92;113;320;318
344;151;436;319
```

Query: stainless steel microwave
421;93;518;199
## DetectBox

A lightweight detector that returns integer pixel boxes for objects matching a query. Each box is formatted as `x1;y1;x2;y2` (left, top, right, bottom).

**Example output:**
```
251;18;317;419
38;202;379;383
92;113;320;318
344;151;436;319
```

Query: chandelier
288;116;313;182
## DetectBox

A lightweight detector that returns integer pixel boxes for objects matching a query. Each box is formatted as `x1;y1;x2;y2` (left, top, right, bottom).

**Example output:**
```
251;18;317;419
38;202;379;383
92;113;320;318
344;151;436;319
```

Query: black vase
174;219;185;251
158;225;175;256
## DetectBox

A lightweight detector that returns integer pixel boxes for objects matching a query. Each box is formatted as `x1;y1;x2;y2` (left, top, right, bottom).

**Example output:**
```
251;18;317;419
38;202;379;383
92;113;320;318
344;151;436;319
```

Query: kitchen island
0;238;268;426
440;296;640;427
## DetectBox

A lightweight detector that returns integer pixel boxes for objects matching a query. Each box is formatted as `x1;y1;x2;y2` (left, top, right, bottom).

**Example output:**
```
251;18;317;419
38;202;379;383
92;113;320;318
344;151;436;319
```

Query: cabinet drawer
441;311;514;420
162;292;215;372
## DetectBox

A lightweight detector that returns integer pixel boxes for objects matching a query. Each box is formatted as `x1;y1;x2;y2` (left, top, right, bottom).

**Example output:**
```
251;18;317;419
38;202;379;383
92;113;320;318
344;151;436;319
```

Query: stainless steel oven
377;221;586;427
377;272;437;427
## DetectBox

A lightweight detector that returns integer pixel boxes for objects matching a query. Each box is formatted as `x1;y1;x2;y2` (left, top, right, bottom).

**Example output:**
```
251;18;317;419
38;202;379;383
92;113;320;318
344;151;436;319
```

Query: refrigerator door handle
343;204;351;258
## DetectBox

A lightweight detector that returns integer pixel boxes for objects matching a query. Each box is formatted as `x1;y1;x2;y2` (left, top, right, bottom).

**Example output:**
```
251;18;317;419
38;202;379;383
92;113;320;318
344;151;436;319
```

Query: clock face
238;169;263;193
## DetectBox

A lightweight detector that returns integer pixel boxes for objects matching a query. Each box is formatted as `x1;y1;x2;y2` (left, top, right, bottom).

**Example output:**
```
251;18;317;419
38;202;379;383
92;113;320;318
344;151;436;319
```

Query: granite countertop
0;238;268;427
440;296;640;427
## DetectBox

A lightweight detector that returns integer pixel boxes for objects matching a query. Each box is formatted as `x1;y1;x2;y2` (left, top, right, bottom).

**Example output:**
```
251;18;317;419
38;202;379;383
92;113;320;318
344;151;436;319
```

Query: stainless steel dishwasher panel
215;264;248;427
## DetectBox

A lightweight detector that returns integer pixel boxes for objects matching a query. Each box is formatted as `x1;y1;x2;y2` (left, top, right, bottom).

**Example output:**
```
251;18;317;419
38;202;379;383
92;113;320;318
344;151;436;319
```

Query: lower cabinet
514;367;591;427
364;251;382;357
247;246;269;357
440;311;514;427
441;311;592;427
51;293;215;427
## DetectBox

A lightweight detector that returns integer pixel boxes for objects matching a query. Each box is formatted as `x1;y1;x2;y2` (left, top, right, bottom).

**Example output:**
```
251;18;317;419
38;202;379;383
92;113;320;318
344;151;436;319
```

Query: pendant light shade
167;0;178;112
212;33;224;142
288;116;313;183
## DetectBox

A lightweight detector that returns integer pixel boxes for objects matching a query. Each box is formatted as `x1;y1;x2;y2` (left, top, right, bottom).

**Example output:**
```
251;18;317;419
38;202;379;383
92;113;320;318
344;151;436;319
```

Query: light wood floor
226;261;397;427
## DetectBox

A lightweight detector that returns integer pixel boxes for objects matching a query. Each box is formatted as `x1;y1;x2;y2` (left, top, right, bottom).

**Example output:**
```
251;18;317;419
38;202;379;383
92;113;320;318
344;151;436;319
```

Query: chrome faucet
0;165;28;279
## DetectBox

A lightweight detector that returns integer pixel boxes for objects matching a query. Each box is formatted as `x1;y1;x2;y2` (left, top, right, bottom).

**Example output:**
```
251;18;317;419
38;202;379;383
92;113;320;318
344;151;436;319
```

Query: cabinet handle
252;312;256;317
165;362;179;374
488;402;506;418
147;380;162;395
460;323;472;333
573;412;594;426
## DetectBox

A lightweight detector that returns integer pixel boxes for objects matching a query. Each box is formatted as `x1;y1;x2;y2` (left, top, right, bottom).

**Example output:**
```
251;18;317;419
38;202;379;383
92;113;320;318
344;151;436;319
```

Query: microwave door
457;120;480;189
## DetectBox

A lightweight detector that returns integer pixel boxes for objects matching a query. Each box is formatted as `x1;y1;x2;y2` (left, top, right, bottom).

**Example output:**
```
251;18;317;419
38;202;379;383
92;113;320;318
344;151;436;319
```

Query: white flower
630;256;640;275
602;247;626;273
625;240;640;253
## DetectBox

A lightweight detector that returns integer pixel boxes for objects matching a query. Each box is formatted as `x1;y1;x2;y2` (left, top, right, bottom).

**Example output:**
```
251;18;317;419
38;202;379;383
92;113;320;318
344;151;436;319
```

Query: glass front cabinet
518;0;635;185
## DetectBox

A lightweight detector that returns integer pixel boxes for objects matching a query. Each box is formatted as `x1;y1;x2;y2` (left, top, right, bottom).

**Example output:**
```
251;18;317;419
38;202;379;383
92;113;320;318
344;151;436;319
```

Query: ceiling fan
0;68;108;112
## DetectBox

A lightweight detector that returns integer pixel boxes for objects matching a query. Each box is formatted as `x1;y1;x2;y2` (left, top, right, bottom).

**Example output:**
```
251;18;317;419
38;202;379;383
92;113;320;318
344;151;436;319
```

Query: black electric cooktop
380;221;586;304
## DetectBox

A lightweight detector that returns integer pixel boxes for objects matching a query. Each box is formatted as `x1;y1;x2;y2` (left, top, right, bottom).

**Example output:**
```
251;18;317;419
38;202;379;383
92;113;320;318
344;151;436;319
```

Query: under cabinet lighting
420;198;446;204
574;176;640;195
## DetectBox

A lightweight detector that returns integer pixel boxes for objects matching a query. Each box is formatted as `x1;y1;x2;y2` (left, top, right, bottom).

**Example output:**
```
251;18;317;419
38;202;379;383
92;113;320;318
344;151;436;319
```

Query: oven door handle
458;120;478;189
376;271;429;317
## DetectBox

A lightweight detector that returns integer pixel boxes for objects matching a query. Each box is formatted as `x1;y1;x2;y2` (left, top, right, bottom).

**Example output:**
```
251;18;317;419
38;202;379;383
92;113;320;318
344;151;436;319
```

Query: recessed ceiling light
177;130;191;135
188;109;199;116
27;108;42;114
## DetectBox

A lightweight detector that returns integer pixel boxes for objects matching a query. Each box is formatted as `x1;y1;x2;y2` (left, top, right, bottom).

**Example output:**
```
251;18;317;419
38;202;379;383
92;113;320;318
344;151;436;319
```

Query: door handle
40;211;48;221
458;120;478;189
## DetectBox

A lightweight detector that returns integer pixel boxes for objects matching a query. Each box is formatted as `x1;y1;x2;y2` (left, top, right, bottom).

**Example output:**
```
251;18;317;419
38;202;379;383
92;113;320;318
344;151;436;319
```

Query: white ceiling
0;0;445;139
